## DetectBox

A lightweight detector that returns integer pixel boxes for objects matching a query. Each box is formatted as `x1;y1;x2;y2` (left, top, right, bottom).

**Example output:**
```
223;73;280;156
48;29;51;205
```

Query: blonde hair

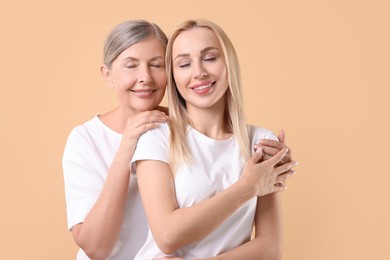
166;19;250;171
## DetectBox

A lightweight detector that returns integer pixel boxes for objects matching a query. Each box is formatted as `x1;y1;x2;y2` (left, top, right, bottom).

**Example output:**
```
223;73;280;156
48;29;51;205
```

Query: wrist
230;178;257;204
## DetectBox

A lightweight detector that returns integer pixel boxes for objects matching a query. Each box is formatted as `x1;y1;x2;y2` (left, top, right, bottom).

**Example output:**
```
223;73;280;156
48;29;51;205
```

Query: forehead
120;37;165;58
172;27;221;55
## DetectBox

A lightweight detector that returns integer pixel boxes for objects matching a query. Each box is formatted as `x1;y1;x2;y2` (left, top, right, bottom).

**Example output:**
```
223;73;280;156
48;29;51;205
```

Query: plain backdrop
1;0;389;259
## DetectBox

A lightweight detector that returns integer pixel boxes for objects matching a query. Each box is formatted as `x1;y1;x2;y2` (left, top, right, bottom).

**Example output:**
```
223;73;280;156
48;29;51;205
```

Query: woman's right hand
118;110;168;158
241;147;297;197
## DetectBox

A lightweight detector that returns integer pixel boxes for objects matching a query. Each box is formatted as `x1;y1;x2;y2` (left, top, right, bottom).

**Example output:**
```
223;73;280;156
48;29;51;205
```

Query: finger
267;147;289;166
255;145;279;157
251;148;263;163
133;122;160;137
278;170;296;180
272;183;287;192
128;110;165;123
255;139;285;150
275;170;293;184
140;110;168;122
274;161;298;175
136;110;167;119
133;112;168;128
278;129;285;144
274;181;286;188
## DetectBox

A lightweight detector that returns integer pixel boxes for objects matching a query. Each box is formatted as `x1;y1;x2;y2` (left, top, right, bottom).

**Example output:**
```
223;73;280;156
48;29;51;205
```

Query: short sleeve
62;128;105;230
131;123;170;174
249;125;278;155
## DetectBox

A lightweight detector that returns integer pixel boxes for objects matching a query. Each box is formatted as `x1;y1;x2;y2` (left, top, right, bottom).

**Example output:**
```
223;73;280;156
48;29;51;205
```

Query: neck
99;105;148;134
187;101;231;140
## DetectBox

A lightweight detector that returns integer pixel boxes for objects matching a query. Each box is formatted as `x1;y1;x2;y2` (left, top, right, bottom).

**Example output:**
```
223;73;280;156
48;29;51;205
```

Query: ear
101;64;114;89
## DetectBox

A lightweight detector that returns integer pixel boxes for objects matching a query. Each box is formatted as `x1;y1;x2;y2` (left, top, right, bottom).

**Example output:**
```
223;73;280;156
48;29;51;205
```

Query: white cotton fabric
62;116;148;260
131;123;277;259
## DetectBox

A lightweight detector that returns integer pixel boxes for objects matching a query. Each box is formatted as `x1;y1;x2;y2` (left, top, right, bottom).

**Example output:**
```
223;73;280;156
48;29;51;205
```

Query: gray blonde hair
103;20;168;68
166;19;250;171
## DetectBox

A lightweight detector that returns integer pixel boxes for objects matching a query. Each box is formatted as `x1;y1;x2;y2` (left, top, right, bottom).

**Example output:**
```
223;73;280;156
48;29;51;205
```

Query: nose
193;61;208;79
138;65;153;84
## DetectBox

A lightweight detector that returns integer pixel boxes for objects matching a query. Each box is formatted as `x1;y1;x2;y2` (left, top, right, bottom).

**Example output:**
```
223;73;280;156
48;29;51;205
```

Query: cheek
172;70;188;89
114;73;136;88
153;71;166;84
219;67;229;88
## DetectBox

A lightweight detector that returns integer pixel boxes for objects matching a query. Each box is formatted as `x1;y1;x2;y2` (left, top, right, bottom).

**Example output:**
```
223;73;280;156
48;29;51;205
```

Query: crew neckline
94;115;123;137
188;125;234;144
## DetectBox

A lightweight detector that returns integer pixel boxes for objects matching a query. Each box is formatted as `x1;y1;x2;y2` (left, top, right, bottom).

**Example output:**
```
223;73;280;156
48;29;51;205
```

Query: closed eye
204;57;216;62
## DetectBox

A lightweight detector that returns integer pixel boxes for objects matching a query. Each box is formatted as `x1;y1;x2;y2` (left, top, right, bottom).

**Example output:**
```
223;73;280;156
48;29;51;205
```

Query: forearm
138;160;257;253
202;194;283;260
204;236;282;260
73;155;131;259
165;178;255;247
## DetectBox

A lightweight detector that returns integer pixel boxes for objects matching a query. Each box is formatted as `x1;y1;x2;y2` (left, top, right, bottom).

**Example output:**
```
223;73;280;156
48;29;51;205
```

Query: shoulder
248;125;278;141
131;122;170;166
64;116;106;153
67;116;98;135
67;116;112;142
139;122;170;141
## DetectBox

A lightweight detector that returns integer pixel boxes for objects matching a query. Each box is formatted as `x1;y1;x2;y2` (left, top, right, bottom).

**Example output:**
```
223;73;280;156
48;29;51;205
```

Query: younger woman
132;19;297;259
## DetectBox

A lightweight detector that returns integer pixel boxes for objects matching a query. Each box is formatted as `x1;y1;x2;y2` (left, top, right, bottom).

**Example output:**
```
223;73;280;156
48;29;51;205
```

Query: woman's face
171;27;228;111
106;37;166;115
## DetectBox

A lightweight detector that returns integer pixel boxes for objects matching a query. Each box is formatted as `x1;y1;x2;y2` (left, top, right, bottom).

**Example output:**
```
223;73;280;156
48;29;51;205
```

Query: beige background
1;0;389;259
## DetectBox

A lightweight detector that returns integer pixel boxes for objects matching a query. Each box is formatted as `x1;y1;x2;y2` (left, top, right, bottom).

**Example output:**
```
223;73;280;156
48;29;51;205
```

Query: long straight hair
166;19;251;172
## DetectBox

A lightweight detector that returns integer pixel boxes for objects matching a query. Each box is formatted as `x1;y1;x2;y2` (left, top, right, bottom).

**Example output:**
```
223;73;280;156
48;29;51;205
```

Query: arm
200;194;283;260
198;130;296;259
136;147;293;255
67;111;167;260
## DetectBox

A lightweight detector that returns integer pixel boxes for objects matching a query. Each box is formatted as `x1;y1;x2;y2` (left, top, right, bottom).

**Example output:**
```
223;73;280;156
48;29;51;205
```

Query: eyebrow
122;55;164;62
174;46;218;61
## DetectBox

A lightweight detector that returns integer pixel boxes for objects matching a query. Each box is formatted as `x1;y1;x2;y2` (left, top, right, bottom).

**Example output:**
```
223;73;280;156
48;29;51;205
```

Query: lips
130;89;156;97
190;81;216;93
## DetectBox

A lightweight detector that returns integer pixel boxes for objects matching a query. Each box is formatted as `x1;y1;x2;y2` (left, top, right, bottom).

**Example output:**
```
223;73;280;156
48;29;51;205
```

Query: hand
118;110;168;158
254;129;292;166
241;147;297;196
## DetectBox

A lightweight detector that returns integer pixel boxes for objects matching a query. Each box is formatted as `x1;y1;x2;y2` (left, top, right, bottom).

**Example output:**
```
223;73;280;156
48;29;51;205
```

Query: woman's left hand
254;129;293;166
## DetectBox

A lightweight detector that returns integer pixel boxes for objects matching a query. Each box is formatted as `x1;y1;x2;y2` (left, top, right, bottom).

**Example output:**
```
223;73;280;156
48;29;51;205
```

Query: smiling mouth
192;81;216;91
130;89;156;94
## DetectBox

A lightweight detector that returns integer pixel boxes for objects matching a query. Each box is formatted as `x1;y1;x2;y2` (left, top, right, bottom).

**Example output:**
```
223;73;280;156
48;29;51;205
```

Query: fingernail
256;148;262;153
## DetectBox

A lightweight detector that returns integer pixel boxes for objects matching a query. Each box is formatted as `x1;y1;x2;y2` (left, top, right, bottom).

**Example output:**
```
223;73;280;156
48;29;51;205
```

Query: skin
137;27;297;259
70;36;169;260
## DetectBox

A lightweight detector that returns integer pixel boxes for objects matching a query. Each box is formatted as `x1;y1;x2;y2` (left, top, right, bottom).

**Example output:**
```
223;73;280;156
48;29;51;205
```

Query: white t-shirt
62;116;148;260
131;123;276;259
